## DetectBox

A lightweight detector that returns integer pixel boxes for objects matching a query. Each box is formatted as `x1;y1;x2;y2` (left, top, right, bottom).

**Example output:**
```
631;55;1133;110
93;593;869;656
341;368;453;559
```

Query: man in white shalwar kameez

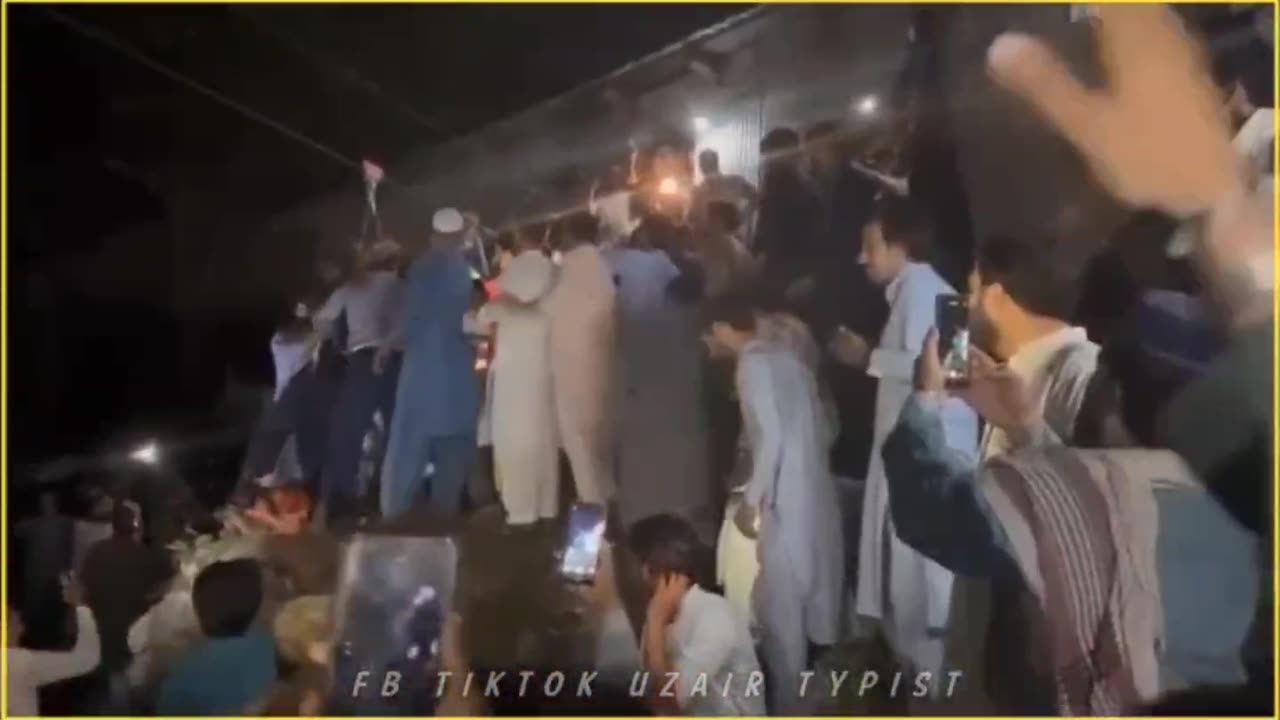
542;212;617;505
707;296;844;715
830;197;978;682
477;238;559;526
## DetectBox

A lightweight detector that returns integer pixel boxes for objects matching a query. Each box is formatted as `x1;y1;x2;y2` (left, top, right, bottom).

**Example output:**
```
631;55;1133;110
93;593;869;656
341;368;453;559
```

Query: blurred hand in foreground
987;5;1241;218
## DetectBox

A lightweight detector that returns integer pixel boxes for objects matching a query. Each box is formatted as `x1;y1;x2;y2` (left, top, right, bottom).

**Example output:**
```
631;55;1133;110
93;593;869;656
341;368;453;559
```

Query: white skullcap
433;208;465;235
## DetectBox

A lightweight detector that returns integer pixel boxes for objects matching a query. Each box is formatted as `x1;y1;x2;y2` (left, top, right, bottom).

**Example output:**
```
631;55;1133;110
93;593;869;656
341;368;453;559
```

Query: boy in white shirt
629;513;766;717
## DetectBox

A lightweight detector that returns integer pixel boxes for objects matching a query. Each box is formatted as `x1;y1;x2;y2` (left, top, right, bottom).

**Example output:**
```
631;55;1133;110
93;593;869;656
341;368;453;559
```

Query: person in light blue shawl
380;209;481;519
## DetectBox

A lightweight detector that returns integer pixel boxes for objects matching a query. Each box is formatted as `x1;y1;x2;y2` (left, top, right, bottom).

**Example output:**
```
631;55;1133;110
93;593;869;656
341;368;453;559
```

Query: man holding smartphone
830;195;978;692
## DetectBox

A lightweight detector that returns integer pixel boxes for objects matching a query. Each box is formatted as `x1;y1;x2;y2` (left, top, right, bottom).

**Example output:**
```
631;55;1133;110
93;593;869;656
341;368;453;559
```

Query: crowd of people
7;5;1274;717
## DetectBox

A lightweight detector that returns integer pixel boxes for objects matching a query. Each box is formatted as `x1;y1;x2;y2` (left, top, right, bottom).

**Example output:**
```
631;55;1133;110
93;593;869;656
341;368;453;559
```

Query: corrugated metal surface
256;5;914;243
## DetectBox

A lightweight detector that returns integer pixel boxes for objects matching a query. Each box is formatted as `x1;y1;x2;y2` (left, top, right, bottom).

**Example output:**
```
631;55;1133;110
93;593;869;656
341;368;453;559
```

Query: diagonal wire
40;6;376;179
225;6;450;136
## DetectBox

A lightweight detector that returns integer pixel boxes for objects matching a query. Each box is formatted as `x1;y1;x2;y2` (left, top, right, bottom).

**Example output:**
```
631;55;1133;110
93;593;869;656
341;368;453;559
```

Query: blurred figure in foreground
989;6;1273;710
883;293;1257;713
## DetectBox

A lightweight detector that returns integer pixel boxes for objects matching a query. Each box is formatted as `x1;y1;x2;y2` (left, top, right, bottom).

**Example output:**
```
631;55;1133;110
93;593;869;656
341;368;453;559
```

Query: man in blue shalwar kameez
380;208;481;518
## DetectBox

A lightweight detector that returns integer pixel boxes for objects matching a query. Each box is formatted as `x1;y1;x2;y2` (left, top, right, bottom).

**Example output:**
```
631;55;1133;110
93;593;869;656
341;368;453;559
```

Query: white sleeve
1034;344;1100;446
311;284;343;324
673;609;737;706
127;607;153;655
18;607;101;686
868;277;935;381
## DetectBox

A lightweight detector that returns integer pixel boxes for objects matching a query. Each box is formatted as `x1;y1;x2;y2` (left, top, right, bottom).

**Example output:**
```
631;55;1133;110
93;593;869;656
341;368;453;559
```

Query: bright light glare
858;95;878;115
692;116;711;133
658;177;680;196
130;441;160;465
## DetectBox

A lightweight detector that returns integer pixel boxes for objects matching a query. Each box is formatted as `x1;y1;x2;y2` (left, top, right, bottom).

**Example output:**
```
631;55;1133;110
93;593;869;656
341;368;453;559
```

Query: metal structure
256;5;915;258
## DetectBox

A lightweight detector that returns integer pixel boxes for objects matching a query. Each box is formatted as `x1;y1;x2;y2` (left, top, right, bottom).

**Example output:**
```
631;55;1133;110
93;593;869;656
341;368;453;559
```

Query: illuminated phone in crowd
559;503;607;584
328;535;457;716
935;294;971;388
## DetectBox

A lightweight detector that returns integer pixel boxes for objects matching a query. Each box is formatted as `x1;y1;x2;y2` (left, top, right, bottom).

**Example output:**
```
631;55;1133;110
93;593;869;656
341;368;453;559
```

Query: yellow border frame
0;2;1275;719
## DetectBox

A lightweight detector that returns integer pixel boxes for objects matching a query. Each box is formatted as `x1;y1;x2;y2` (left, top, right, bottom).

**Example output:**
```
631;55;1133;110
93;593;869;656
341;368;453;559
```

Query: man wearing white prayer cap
381;208;481;518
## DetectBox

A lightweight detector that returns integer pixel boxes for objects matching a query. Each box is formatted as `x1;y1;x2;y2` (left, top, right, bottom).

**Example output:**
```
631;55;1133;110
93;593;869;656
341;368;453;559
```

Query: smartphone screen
559;503;607;584
328;535;457;716
935;294;971;387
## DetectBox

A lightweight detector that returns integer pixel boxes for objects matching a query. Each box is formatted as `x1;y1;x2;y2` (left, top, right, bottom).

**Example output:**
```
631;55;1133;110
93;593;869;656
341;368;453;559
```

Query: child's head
193;558;263;638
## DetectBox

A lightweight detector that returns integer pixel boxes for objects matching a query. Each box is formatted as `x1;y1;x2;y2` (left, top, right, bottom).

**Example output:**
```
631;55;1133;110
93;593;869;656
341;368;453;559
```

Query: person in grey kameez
707;296;844;715
609;217;714;541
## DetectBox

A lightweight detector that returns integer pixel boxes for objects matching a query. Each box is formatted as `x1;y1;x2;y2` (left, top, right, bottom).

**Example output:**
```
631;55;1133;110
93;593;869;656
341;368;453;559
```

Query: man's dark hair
193;558;263;638
697;149;720;174
565;211;598;244
706;201;741;234
1079;294;1222;448
627;514;702;581
759;127;801;155
1209;36;1274;108
495;229;518;254
975;234;1084;321
111;502;139;537
869;195;933;261
702;292;758;333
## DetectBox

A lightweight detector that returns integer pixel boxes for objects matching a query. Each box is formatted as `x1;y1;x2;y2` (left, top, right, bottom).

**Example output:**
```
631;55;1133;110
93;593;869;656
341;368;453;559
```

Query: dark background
8;4;745;464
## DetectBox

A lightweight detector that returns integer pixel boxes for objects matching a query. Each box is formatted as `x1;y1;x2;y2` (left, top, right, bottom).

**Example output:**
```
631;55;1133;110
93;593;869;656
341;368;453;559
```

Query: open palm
988;5;1242;218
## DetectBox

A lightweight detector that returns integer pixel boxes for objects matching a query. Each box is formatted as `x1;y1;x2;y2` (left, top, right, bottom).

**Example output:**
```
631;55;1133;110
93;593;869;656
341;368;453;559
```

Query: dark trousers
237;393;295;499
321;349;401;525
237;351;345;503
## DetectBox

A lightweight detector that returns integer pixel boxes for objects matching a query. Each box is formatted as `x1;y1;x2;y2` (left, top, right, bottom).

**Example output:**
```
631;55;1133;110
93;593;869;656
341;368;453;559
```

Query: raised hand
987;6;1241;218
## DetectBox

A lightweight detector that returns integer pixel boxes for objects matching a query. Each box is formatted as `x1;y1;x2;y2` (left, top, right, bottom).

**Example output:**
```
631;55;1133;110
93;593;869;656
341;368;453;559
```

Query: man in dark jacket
80;503;173;709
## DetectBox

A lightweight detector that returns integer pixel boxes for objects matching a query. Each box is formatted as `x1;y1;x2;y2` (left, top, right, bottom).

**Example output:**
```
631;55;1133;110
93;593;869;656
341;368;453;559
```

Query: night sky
8;4;746;464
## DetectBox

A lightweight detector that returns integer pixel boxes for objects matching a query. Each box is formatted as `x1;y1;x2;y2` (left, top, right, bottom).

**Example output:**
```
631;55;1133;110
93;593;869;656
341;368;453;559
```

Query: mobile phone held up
935;294;971;388
559;503;607;584
329;535;457;716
